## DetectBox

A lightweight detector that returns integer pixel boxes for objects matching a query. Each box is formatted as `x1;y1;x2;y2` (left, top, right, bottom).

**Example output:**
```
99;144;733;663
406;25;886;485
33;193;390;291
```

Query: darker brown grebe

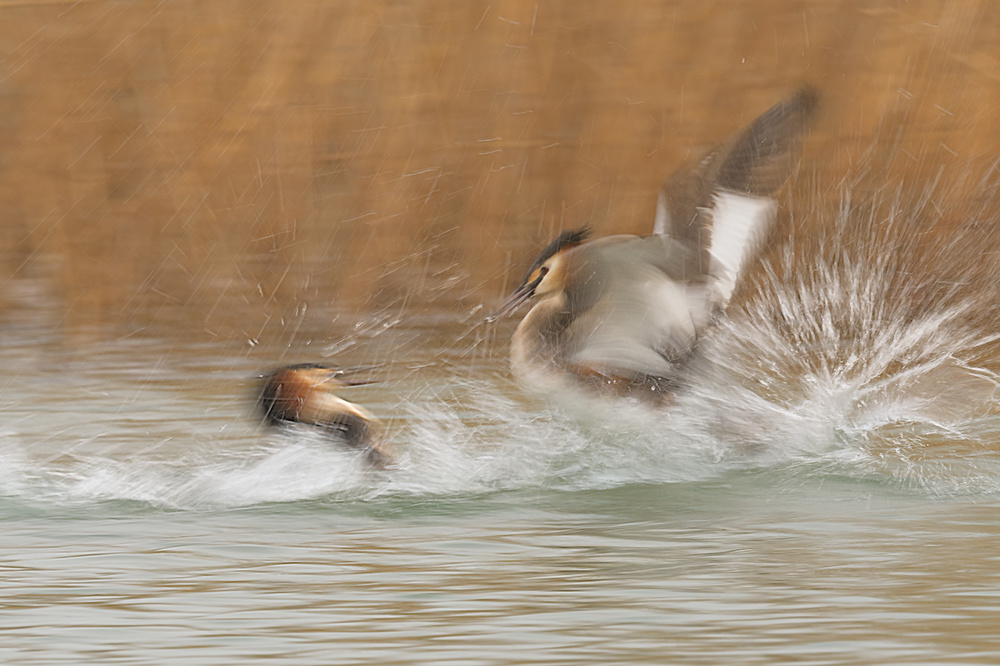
258;363;392;467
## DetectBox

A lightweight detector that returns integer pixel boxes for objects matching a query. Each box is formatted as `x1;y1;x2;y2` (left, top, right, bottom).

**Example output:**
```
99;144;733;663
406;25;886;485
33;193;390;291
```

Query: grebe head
258;363;375;426
489;228;590;320
257;363;393;467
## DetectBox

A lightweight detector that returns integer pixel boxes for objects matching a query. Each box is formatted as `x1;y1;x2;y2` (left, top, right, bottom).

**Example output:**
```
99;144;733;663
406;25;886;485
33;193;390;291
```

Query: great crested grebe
258;363;392;467
490;88;818;402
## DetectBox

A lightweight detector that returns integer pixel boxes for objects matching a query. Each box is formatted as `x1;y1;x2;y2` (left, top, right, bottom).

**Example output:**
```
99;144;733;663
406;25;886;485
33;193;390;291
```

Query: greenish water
5;481;1000;665
2;318;1000;665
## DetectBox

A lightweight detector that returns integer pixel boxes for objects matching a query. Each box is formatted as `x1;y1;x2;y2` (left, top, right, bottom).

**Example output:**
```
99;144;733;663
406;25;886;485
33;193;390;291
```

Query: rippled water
5;192;1000;663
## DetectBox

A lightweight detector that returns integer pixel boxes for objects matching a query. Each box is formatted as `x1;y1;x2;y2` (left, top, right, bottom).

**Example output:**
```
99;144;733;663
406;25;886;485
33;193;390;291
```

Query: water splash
680;180;1000;492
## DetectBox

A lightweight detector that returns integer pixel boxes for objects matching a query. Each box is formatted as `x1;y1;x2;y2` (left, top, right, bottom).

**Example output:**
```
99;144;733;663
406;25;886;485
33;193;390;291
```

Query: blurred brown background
0;0;998;346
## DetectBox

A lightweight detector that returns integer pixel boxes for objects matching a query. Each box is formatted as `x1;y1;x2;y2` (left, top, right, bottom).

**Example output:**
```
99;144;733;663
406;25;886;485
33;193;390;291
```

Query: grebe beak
487;275;543;322
487;228;589;323
318;364;381;388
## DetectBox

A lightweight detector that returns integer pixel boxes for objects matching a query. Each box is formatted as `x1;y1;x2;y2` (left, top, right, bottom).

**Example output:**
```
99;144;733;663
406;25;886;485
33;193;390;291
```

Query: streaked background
1;0;997;346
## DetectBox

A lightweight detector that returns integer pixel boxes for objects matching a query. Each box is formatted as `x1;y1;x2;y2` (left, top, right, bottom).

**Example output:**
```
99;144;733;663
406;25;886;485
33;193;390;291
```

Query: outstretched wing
653;87;818;308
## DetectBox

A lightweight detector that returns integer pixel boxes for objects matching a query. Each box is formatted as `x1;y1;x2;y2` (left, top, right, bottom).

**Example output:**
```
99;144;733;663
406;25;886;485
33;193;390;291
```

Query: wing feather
653;87;817;300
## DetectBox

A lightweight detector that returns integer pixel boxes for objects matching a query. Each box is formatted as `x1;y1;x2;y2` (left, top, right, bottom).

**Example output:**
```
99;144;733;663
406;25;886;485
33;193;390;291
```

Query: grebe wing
653;87;817;308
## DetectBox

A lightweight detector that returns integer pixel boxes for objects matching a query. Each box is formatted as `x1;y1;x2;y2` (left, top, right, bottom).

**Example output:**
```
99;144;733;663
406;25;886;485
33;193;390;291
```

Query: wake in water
5;173;1000;508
